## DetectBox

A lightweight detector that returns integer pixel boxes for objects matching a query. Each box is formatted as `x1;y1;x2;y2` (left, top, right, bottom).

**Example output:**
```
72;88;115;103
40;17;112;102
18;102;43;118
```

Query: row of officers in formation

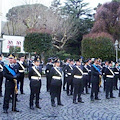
0;54;120;113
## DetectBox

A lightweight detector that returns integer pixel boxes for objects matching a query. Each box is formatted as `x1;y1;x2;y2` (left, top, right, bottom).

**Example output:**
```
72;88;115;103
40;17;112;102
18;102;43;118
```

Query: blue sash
92;64;100;73
5;65;16;76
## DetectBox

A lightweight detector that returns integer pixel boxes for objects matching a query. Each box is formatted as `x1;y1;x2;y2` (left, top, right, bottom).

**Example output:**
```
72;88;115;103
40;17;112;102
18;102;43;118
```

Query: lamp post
114;40;119;62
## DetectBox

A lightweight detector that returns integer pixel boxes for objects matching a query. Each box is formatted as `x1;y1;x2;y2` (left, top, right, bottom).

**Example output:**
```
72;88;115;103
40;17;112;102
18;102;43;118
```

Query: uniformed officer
64;59;74;96
105;61;115;99
17;55;26;94
113;62;119;90
45;58;53;92
83;60;90;94
3;54;20;113
87;59;92;88
102;61;109;91
72;59;84;104
90;59;101;101
0;54;4;97
63;58;70;91
50;58;63;107
29;57;42;110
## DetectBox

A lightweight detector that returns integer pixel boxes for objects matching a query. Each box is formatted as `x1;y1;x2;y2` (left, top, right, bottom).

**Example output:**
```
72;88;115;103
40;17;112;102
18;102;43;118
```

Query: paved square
0;77;120;120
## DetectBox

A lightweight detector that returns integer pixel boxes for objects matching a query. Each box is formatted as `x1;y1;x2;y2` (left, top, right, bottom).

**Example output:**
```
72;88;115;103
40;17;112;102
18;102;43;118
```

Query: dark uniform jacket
72;66;83;84
17;61;26;74
64;64;73;80
3;64;20;89
45;63;53;77
0;61;4;75
104;67;114;78
91;64;100;83
113;67;119;78
50;67;62;86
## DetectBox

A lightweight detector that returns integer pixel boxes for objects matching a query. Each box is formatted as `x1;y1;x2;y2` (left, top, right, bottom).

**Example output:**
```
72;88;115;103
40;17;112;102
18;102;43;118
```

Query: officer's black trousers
83;75;89;93
66;78;73;95
50;85;62;104
18;73;24;94
0;75;3;94
73;81;83;102
30;93;39;107
3;87;16;110
114;76;118;89
46;76;51;91
90;81;99;99
106;78;113;97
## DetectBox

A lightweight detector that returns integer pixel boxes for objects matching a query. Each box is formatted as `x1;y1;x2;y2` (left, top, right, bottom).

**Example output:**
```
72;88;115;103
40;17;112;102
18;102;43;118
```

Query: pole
116;46;118;62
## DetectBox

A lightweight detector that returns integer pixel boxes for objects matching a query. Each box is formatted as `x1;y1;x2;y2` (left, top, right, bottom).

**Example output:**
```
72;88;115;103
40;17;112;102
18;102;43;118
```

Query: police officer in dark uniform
105;61;115;99
90;59;101;101
50;58;63;107
102;61;109;91
45;58;53;92
0;54;4;97
64;59;74;96
83;60;90;94
72;59;84;104
3;54;20;113
17;55;26;94
29;57;42;110
113;62;119;90
87;59;92;88
63;58;70;91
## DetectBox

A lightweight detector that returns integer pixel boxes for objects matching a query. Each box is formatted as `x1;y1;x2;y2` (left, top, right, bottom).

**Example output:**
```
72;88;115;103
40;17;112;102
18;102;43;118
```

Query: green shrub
81;32;115;61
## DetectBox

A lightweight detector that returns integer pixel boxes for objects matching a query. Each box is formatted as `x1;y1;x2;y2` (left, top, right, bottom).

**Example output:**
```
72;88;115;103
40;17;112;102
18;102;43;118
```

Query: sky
1;0;112;21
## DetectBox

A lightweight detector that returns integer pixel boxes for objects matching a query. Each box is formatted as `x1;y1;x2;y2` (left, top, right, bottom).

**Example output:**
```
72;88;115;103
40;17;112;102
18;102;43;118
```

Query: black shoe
106;97;110;99
86;92;90;94
21;93;25;95
30;106;34;110
73;101;78;104
110;96;116;98
95;98;101;100
58;103;64;106
116;88;119;90
36;106;41;109
3;109;8;113
78;100;84;103
51;103;56;107
118;93;120;97
12;108;19;112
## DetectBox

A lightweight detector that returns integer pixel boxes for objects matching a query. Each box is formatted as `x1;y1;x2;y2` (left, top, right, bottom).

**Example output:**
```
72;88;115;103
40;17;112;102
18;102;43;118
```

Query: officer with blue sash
90;59;101;101
3;54;20;113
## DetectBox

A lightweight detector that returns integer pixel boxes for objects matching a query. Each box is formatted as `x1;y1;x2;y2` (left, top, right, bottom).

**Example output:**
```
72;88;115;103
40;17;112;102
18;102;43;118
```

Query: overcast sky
2;0;112;21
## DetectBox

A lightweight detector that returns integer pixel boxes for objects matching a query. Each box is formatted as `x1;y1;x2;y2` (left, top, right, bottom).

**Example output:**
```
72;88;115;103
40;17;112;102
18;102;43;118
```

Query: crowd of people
0;54;120;114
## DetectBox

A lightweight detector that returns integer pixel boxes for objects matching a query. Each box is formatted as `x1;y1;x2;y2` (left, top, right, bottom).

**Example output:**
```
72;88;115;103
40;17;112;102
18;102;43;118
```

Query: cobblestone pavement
0;77;120;120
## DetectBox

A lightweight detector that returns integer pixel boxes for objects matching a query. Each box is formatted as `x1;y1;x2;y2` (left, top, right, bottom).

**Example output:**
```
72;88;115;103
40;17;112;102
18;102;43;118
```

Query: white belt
83;73;88;75
31;76;41;80
74;75;82;79
19;70;24;73
115;72;119;74
67;73;72;75
106;75;114;78
52;76;61;80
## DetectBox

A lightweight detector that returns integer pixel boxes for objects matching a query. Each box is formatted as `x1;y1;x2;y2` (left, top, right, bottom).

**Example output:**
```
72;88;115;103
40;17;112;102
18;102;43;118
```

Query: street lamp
114;40;119;62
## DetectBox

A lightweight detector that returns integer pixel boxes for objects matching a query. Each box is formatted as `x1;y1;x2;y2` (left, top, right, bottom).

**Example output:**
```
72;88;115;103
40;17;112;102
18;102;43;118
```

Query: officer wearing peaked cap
72;59;84;104
45;57;53;92
82;59;90;94
90;58;101;101
3;54;20;113
0;54;4;97
29;57;42;110
50;58;63;107
17;55;26;94
105;61;115;99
